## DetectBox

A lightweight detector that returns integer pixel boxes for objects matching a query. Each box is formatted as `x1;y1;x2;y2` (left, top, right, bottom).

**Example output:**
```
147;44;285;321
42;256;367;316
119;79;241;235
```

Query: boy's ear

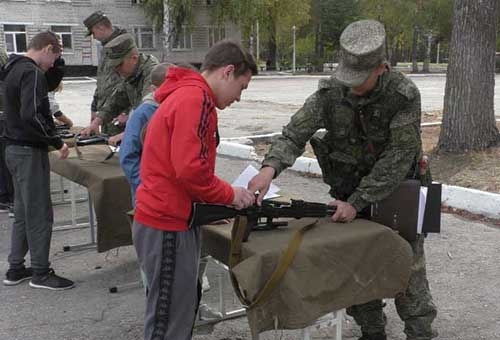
222;64;235;78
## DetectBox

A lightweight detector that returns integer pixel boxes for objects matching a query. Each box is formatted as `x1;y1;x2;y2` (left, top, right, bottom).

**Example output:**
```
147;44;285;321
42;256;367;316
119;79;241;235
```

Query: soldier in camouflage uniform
81;33;158;144
248;20;437;340
83;10;128;135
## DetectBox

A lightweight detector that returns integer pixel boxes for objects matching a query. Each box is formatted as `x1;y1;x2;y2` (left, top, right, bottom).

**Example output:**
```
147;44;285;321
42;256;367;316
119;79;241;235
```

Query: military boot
359;331;387;340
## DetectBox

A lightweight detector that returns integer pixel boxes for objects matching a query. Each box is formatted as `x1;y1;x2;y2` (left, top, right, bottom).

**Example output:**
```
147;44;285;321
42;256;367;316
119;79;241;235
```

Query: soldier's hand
80;126;96;137
232;186;255;210
329;200;357;223
58;143;70;160
90;111;97;123
112;112;129;126
108;134;122;146
248;166;275;206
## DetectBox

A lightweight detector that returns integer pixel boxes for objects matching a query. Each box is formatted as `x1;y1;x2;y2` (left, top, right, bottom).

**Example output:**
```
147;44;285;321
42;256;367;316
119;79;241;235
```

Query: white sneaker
198;303;222;321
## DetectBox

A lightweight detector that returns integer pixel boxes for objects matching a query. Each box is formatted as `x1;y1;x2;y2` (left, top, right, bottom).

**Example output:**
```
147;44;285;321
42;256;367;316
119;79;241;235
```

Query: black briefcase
370;180;441;242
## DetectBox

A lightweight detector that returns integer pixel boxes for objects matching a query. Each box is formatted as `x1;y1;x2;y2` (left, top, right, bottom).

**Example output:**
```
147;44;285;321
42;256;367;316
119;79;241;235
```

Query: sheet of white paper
232;165;281;199
417;187;428;234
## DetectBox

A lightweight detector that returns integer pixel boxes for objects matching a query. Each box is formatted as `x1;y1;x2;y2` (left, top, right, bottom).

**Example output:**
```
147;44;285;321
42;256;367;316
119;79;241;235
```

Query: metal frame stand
53;181;91;232
195;259;246;328
61;191;97;252
52;175;87;206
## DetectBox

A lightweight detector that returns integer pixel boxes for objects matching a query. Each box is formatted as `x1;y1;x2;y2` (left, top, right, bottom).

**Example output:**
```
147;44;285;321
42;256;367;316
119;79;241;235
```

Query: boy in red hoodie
133;40;257;340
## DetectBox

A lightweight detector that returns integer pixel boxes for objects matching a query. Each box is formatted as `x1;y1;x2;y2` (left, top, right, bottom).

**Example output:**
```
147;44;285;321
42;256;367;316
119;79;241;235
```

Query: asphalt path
1;156;499;340
56;74;473;138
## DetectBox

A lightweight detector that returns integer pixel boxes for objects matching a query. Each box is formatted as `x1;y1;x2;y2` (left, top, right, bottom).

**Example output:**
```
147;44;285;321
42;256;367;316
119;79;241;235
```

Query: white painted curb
217;141;500;219
217;141;257;160
442;185;500;219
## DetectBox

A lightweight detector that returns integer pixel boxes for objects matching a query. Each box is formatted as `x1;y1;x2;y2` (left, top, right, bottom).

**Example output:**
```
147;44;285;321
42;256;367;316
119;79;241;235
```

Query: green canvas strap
229;216;318;309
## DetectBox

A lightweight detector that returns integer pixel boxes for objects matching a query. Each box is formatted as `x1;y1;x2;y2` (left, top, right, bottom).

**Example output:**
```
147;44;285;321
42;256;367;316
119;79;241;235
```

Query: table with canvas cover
49;145;132;252
202;216;413;337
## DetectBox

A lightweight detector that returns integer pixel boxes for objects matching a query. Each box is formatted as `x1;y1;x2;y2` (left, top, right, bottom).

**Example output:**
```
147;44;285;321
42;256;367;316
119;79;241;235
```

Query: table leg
62;191;97;252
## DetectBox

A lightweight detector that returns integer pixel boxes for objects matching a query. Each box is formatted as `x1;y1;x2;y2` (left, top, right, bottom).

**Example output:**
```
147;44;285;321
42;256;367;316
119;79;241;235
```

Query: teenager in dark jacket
1;31;74;290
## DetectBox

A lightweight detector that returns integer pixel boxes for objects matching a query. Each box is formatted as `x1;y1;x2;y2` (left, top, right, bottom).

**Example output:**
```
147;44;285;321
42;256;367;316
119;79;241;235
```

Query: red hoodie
134;67;234;231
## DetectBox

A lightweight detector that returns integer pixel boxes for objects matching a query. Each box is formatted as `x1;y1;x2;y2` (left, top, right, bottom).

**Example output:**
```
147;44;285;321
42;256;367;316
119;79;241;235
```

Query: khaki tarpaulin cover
202;217;413;336
49;146;133;252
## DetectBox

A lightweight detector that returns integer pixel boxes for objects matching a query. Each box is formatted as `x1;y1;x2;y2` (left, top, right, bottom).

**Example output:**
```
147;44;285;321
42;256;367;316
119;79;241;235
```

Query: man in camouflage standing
83;10;128;135
81;33;158;145
248;20;437;340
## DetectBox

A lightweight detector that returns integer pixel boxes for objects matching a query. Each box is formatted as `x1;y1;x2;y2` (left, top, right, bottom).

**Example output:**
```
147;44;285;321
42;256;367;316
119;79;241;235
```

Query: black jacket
0;54;63;150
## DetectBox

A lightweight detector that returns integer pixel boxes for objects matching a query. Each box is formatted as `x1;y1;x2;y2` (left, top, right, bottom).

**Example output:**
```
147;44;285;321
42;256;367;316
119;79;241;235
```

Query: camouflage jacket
263;70;425;212
97;53;158;134
92;27;127;113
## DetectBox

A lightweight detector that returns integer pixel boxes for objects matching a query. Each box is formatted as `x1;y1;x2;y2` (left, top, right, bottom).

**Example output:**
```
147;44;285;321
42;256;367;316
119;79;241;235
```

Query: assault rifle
75;134;112;146
189;180;441;243
189;199;336;242
74;134;120;161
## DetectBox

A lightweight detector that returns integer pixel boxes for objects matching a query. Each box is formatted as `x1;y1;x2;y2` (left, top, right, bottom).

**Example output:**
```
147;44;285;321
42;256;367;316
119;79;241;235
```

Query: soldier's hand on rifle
329;200;356;223
112;112;129;126
232;186;255;210
80;117;103;137
248;166;276;206
108;133;123;146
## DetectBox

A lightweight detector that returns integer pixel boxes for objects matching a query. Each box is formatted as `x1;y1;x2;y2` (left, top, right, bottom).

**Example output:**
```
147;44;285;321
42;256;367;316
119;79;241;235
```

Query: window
208;26;225;48
206;0;213;5
51;25;73;51
131;0;143;4
172;26;192;50
133;27;155;49
4;24;27;53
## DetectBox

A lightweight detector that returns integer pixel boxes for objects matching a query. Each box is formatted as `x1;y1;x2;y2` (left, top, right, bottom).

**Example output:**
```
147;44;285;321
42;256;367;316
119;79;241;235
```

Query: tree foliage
141;0;194;59
141;0;455;69
208;0;310;68
142;0;194;32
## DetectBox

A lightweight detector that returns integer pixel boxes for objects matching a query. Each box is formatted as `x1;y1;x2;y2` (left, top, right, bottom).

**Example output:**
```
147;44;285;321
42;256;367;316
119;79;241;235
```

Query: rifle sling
229;216;318;309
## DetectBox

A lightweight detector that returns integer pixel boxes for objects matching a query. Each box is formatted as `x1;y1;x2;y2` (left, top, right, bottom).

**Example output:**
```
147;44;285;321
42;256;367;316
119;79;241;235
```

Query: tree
437;0;499;152
310;0;359;71
141;0;193;60
416;0;453;72
209;0;310;70
359;0;415;66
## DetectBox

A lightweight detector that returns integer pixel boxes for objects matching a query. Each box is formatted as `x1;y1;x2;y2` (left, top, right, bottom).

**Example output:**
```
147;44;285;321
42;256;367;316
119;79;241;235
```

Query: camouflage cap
104;33;137;67
83;10;108;36
335;19;386;87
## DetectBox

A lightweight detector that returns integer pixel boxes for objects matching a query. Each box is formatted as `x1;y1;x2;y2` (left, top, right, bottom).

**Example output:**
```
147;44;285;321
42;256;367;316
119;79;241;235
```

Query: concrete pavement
1;156;500;340
2;76;500;339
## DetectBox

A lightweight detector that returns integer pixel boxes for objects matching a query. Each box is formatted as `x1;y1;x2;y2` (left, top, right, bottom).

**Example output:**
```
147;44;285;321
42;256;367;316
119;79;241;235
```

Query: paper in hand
232;165;281;199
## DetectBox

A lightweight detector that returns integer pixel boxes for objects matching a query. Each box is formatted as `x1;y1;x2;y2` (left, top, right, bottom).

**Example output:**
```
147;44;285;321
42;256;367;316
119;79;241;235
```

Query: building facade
0;0;240;68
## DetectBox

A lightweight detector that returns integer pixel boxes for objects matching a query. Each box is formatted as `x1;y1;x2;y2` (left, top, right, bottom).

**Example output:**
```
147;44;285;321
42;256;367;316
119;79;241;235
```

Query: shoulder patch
318;76;345;90
395;80;419;100
318;77;334;90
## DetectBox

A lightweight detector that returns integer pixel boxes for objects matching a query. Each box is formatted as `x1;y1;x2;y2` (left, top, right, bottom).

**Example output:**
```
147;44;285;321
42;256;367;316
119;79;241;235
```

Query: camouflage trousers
346;235;437;340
